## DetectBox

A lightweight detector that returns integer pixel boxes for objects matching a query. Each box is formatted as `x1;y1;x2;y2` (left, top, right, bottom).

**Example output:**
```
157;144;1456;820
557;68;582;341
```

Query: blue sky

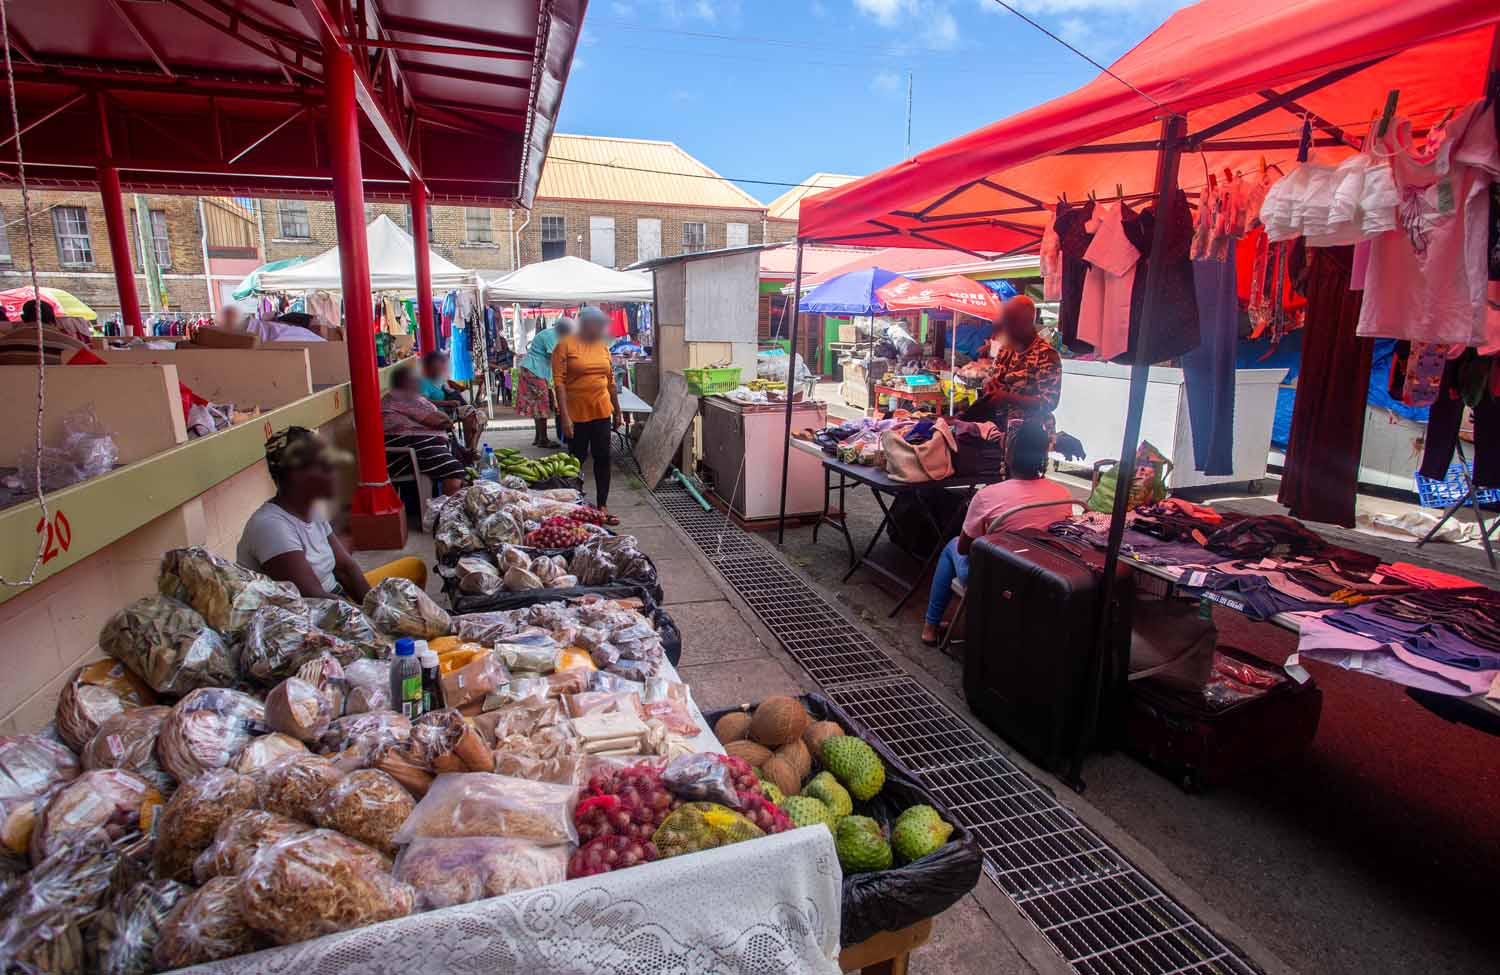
558;0;1192;203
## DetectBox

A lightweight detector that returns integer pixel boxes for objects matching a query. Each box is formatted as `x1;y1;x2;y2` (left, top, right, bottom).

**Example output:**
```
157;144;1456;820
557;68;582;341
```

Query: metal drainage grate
651;476;1258;975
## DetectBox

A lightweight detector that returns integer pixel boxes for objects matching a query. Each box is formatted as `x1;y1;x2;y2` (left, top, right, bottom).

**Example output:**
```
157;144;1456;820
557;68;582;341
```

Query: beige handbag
882;419;957;482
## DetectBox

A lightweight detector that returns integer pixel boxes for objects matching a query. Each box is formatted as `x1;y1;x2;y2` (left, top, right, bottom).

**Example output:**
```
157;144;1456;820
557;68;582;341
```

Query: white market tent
485;255;653;303
256;214;478;293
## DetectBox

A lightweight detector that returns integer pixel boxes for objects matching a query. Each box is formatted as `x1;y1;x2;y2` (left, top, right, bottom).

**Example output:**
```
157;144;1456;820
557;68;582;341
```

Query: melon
713;711;752;743
749;696;810;747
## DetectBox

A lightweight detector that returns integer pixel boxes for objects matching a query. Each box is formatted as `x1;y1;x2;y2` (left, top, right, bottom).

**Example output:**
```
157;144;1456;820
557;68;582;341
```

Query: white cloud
855;0;913;26
923;8;959;47
572;54;587;71
609;1;635;15
871;69;903;94
811;0;829;15
656;0;741;22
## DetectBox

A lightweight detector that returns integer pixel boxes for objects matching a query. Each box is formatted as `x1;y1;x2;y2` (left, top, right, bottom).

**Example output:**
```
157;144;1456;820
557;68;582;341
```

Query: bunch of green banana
496;448;581;483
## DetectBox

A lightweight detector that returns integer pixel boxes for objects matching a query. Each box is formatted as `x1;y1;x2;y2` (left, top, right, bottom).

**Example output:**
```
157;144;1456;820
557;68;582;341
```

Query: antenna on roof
904;72;914;159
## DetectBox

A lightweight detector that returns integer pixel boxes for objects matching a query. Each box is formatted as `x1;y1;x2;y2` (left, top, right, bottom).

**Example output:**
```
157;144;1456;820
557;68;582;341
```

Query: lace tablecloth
181;828;843;975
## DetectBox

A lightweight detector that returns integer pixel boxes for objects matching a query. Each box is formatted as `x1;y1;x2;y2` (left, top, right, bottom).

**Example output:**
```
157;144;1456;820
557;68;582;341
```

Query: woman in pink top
921;419;1075;646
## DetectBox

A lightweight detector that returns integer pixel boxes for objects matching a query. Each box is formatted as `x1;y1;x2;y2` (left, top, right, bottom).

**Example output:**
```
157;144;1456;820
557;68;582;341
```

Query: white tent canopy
256;215;477;293
484;255;653;303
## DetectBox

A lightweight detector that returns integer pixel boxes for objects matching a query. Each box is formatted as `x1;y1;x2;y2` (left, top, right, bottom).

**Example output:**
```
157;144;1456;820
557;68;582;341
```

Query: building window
682;221;707;254
52;206;93;266
636;218;661;262
725;222;749;248
278;200;311;239
0;207;10;264
540;215;566;261
136;209;171;270
465;208;492;244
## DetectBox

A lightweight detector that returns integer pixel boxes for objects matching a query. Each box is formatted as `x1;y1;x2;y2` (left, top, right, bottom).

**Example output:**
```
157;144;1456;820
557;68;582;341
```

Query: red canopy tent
774;0;1500;782
0;1;585;547
876;275;1004;320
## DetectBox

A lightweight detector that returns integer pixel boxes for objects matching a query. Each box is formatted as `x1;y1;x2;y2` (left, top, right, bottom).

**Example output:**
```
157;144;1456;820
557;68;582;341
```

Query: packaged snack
238;829;414;945
310;769;415;856
55;661;156;752
341;658;391;714
156;688;266;782
31;770;163;863
394;837;567;911
77;707;173;798
498;545;532;572
193;810;308;883
641;679;700;737
476;510;524;549
0;832;123;975
456;556;503;596
362;578;451;639
317;712;412;768
564;690;643;720
232;733;308;774
492;728;583;786
158;547;301;636
152;769;258;882
97;878;189;975
253;753;341;823
236;604;358;684
98;596;238;696
496;636;562;675
305;598;389;658
153;876;260;969
411;710;493;773
393;773;578;846
472;695;563;744
296;653;349;717
440;650;512;712
0;735;80;807
264;677;335;743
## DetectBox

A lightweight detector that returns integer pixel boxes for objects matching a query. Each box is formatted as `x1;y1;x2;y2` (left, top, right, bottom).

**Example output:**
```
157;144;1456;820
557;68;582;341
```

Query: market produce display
491;447;581;485
427;481;610;562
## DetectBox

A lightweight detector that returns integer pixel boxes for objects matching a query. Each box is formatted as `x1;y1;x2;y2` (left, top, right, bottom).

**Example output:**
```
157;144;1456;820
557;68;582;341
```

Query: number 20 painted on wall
34;510;72;564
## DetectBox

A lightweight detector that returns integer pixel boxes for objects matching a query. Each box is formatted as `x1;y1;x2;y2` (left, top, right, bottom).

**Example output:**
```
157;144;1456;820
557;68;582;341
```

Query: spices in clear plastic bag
97;878;188;975
362;578;452;639
264;676;335;743
393;772;578;846
153;876;261;969
232;733;308;774
440;650;512;711
641;679;699;737
456;556;503;596
253;753;341;823
394;837;567;911
98;595;238;696
410;710;493;773
0;735;79;808
305;598;389;658
152;769;258;882
192;810;308;883
310;769;415;856
660;754;739;807
317;711;412;764
236;603;358;685
156;688;266;783
496;636;562;675
158;547;301;636
238;829;414;946
493;728;583;786
32;770;163;863
342;658;391;714
80;706;174;796
0;831;123;975
55;661;155;752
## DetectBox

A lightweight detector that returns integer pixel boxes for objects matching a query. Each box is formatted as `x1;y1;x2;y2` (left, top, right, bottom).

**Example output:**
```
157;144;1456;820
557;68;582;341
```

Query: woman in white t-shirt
920;419;1074;646
237;427;426;601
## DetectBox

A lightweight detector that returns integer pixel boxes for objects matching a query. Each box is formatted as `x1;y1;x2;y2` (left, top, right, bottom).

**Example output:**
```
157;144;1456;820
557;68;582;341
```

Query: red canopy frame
775;0;1500;786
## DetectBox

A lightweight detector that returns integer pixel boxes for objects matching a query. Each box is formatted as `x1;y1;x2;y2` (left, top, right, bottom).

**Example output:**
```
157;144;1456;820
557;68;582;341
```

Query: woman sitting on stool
921;418;1073;646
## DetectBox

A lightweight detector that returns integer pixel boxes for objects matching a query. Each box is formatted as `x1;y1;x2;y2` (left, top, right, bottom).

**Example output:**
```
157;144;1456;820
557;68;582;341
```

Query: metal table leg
1417;443;1496;569
887;484;976;617
844;485;897;583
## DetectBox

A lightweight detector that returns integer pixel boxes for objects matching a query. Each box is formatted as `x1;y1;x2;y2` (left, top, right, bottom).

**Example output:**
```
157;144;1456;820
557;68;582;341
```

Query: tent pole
1070;113;1187;791
324;24;404;544
409;178;436;355
776;241;806;545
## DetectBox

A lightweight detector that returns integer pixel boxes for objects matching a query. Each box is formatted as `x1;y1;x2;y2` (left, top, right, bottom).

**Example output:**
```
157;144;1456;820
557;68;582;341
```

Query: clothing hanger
1376;89;1400;138
1296;115;1314;163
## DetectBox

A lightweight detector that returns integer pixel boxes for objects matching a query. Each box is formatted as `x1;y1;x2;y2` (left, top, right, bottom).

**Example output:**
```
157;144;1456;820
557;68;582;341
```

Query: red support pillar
96;167;144;336
324;28;406;548
409;178;436;355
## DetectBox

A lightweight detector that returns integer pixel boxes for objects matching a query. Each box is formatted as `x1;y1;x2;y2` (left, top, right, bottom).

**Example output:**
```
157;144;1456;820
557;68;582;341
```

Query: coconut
775;740;812;783
760;755;799;798
723;740;771;768
748;696;809;747
803;721;845;760
712;712;751;743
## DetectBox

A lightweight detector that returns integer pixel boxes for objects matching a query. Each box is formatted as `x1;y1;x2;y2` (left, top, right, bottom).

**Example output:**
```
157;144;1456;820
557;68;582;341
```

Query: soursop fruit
781;795;834;834
835;815;893;873
760;780;785;805
892;804;954;863
802;772;853;819
821;736;885;801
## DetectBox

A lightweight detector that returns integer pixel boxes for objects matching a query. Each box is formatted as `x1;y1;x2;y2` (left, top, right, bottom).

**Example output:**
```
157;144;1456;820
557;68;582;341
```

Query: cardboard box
191;327;261;349
837;323;859;343
307;323;345;341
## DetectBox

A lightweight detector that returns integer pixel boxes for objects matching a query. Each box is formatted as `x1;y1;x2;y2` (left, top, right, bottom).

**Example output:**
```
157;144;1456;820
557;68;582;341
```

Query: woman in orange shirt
552;306;623;513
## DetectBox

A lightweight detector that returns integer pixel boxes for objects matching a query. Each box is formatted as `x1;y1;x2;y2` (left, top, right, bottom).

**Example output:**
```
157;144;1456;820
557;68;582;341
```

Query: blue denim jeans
925;537;970;626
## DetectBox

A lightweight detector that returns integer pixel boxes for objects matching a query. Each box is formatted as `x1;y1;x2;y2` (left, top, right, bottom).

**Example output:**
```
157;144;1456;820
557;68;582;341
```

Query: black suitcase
1123;645;1322;791
963;531;1134;775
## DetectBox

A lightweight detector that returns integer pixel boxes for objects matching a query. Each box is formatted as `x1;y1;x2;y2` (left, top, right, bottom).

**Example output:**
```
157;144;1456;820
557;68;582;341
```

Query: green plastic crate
683;366;741;396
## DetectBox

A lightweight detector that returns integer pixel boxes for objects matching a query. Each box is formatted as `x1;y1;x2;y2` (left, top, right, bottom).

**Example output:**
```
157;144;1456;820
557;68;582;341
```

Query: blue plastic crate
1414;460;1500;508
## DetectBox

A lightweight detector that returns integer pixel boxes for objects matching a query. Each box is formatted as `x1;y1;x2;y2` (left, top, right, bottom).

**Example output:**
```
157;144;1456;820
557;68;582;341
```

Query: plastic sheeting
256;216;476;293
484;256;653;303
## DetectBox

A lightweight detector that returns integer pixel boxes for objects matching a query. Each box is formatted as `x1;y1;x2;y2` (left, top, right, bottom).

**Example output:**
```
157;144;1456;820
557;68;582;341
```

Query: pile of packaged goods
0;546;881;974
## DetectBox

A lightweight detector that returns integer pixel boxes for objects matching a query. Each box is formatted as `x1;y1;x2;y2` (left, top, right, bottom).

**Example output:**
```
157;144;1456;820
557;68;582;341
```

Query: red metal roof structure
798;0;1500;253
0;0;585;205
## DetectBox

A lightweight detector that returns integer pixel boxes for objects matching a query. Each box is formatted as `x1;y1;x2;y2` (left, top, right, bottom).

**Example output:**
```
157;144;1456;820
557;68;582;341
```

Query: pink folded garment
1376;562;1480;591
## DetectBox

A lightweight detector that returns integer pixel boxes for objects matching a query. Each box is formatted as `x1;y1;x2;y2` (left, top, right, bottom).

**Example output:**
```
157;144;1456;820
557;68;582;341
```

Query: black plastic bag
703;693;982;946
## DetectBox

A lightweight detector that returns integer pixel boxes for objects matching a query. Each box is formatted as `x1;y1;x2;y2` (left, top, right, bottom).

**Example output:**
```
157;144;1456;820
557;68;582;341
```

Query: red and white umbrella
875;274;1003;321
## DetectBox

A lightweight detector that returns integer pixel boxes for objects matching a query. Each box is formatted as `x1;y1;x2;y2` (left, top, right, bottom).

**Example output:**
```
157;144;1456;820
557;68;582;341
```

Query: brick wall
764;218;798;244
0;189;213;316
515;200;766;268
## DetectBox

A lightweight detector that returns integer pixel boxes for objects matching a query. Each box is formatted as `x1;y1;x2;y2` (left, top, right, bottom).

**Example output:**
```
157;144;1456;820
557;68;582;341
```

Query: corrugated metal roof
765;173;858;221
537;135;765;210
759;244;875;279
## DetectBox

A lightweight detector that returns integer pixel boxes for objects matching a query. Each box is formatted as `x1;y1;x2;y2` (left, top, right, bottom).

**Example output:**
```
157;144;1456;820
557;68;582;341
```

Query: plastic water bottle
390;638;423;719
481;444;499;482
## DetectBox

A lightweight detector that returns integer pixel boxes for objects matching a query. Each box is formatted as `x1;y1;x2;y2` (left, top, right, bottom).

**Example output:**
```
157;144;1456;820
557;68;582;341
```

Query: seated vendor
419;350;484;455
237;427;426;602
921;419;1073;645
965;295;1061;463
382;364;470;497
